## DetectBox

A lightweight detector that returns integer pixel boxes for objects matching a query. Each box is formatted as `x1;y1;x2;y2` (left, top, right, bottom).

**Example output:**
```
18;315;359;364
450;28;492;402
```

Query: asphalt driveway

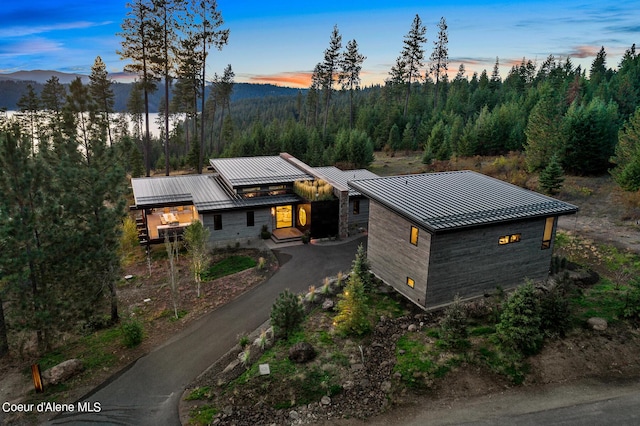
50;236;365;425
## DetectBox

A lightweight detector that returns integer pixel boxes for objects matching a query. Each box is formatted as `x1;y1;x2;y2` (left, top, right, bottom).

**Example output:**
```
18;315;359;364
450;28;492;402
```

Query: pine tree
118;0;159;176
192;0;228;173
611;107;640;190
429;17;448;109
399;14;427;117
351;243;372;291
16;84;40;154
89;56;115;146
340;39;366;129
40;76;67;145
334;274;370;336
320;25;342;137
539;154;565;195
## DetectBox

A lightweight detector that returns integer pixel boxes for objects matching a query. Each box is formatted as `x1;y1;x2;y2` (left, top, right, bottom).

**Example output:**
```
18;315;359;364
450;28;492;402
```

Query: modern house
349;171;579;310
130;154;378;247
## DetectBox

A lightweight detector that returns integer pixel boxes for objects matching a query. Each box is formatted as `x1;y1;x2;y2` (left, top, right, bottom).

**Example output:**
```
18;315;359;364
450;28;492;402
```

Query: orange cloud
249;72;312;88
567;45;601;58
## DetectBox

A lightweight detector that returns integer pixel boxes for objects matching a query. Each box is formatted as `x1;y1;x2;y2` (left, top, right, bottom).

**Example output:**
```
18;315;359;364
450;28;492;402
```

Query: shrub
439;296;469;349
260;224;271;239
540;285;571;337
496;282;543;356
351;243;372;291
270;290;305;339
334;274;371;336
121;318;144;348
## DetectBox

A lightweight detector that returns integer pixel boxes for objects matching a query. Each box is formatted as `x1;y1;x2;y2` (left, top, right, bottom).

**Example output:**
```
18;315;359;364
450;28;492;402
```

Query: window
353;199;360;215
213;214;222;231
541;217;555;249
246;211;254;227
499;233;521;245
406;277;415;288
410;226;419;246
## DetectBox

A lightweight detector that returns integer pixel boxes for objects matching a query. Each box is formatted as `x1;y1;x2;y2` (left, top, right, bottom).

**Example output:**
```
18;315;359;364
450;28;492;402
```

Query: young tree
270;289;304;339
539;154;565;195
340;39;366;129
334;274;370;336
429;17;448;109
351;243;372;291
184;220;210;297
496;282;543;356
399;14;427;117
164;232;181;319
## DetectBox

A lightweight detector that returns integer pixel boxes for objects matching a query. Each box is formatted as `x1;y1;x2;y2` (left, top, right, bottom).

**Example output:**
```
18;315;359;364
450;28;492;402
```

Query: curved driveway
50;237;365;425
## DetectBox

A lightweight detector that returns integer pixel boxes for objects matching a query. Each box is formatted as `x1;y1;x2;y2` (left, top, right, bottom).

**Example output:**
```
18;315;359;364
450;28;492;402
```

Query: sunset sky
1;0;639;88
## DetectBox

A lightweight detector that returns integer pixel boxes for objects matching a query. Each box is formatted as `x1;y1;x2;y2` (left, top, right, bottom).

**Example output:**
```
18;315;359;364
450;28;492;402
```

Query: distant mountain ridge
0;70;304;111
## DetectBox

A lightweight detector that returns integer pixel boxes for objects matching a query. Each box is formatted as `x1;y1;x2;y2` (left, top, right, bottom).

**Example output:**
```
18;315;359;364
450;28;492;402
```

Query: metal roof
313;166;379;196
131;174;301;212
209;156;312;188
349;170;579;232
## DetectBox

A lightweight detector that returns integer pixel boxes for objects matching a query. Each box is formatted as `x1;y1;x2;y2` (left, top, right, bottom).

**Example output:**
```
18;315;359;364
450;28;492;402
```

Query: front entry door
275;205;293;229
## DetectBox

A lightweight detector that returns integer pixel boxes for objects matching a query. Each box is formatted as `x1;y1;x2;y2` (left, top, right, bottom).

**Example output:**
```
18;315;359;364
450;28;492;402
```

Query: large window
275;205;293;229
213;214;222;231
541;217;555;249
246;211;255;227
410;226;419;246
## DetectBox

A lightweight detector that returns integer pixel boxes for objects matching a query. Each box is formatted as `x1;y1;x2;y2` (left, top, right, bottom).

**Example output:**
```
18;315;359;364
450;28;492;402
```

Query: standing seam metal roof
348;170;579;232
131;174;300;212
313;166;379;196
209;156;312;187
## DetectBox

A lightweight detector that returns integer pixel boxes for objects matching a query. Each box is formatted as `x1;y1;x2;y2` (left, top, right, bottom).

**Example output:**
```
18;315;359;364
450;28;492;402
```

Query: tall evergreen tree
399;14;427;118
40;76;67;145
320;25;342;137
612;106;640;190
89;56;116;147
429;17;448;109
193;0;228;173
16;84;40;155
118;0;159;176
340;39;366;129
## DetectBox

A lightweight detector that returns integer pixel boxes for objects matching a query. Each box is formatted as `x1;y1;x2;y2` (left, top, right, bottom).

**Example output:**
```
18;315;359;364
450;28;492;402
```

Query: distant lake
4;111;163;137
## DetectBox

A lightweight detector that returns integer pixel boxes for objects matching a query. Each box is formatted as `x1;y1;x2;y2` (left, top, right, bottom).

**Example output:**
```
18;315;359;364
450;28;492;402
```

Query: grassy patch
189;405;219;425
185;386;212;401
202;256;257;281
570;278;627;323
78;327;121;369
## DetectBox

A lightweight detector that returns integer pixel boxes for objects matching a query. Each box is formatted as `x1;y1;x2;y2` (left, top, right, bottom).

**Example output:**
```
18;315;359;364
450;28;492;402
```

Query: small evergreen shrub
439;296;469;349
270;290;305;339
334;274;371;336
496;282;543;356
121;318;144;348
540;285;571;337
351;243;373;291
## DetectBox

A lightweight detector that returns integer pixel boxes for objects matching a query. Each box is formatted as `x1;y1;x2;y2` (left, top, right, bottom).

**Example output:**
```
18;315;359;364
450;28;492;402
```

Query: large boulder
42;359;83;385
288;342;316;363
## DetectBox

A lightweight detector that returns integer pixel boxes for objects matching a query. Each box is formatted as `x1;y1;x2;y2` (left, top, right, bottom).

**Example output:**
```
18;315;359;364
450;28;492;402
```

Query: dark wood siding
367;201;430;308
349;197;370;227
425;217;556;309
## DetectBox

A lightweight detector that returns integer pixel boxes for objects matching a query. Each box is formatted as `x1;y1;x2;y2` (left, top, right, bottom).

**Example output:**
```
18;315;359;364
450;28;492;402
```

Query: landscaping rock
42;359;83;385
320;396;331;405
322;298;335;311
407;324;418;332
288;342;316;363
587;317;608;331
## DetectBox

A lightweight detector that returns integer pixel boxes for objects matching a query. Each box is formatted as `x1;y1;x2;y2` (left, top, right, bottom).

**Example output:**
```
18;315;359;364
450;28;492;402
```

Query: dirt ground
2;172;640;425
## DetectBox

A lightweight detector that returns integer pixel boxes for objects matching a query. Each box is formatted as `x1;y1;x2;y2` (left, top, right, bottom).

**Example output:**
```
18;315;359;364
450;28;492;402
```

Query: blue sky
1;0;638;88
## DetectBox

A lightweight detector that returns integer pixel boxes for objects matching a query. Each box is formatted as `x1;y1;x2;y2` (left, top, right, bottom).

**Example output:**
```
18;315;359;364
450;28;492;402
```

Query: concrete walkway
50;236;365;425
